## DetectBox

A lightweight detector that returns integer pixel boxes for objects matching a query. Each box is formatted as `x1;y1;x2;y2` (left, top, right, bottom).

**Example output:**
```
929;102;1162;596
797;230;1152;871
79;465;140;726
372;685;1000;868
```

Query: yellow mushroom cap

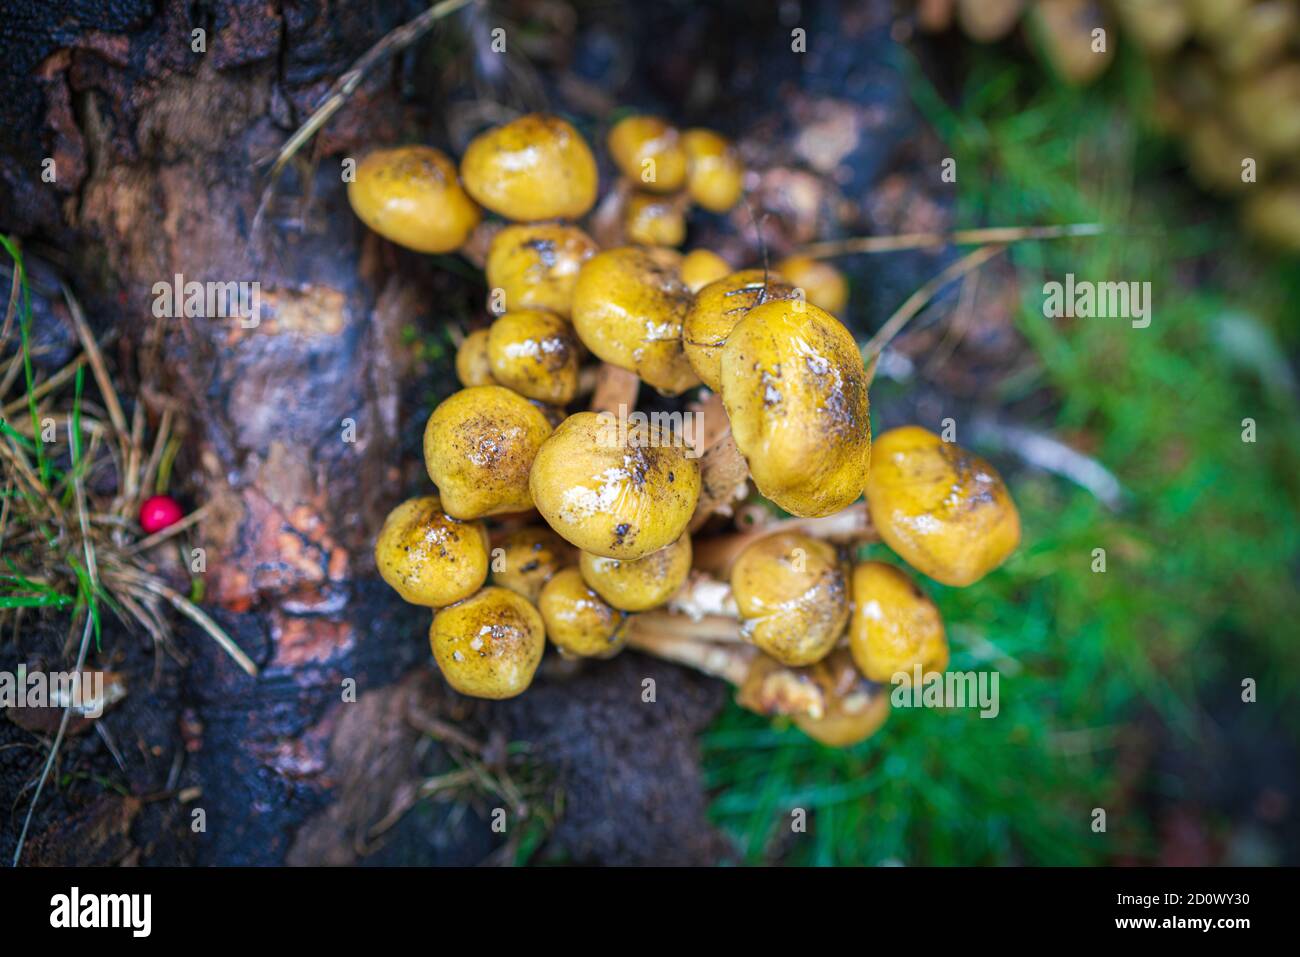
529;411;701;560
430;587;545;699
491;526;576;605
570;246;700;395
679;249;731;293
683;269;798;392
1242;183;1300;252
681;128;745;212
485;223;598;318
455;328;496;387
607;115;688;194
623;190;688;247
730;532;849;667
865;425;1021;586
347;146;481;253
486;310;581;405
720;300;871;517
737;648;890;748
424;385;553;520
848;561;948;683
460;114;599;221
374;495;489;607
775;256;849;316
578;534;692;612
538;567;628;659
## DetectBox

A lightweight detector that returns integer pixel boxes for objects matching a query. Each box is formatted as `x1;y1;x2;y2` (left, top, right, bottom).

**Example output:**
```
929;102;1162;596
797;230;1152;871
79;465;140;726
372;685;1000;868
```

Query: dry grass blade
106;567;258;677
799;222;1104;258
257;0;475;216
862;244;1006;361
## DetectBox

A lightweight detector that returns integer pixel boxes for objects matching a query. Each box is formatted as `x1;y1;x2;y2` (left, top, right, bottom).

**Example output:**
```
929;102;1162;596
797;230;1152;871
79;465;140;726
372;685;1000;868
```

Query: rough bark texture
1;0;946;864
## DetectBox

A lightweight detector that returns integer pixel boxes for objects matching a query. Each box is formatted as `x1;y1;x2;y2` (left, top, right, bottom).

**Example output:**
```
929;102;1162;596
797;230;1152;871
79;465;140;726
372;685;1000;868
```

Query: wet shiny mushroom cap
737;648;890;748
348;146;481;253
622;191;688;247
455;328;495;387
683;269;798;392
681;128;745;212
570;246;700;395
848;560;949;683
775;256;849;316
720;299;871;517
792;649;891;747
730;532;849;667
538;567;628;659
486;309;581;405
485;222;598;317
430;586;545;699
578;533;692;612
864;425;1021;586
374;495;490;607
679;249;731;293
607;115;689;193
424;385;553;520
460;114;599;221
491;525;576;604
529;411;701;560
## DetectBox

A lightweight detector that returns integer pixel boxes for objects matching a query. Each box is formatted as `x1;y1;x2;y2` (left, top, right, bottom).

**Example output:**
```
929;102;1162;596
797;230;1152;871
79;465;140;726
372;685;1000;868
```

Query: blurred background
1;0;1297;866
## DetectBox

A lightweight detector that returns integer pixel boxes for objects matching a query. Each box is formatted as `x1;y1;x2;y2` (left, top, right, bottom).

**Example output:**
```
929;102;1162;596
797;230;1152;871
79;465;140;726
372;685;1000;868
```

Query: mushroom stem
638;609;743;640
665;571;739;621
692;501;877;578
589;362;640;415
624;618;754;684
688;392;750;530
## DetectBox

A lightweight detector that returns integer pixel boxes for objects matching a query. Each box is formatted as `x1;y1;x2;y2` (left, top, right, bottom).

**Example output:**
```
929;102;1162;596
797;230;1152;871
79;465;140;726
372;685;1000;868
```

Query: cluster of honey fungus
351;112;1021;746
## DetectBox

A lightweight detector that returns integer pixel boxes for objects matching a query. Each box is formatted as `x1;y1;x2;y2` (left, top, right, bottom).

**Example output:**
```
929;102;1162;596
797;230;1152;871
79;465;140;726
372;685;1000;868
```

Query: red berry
139;495;184;534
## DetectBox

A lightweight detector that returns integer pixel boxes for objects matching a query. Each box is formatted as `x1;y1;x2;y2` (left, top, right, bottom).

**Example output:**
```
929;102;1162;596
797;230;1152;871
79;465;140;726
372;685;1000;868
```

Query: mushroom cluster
356;112;1022;745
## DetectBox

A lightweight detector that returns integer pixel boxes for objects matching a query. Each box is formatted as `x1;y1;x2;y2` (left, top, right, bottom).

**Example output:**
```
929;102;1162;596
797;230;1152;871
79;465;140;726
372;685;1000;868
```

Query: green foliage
704;48;1300;865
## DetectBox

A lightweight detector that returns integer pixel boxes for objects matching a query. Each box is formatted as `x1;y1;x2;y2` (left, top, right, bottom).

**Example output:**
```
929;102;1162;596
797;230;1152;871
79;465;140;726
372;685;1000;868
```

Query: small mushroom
607;115;688;193
430;586;545;699
485;222;598;317
738;648;891;747
729;531;849;666
570;246;700;395
579;533;692;612
720;299;871;516
486;309;581;404
374;495;490;607
455;328;495;387
956;0;1024;42
622;190;688;247
538;567;628;658
681;128;745;212
1030;0;1114;86
424;385;553;519
848;560;948;683
460;114;599;221
775;256;849;316
491;525;576;604
679;249;731;293
348;145;481;253
683;269;798;392
529;411;701;560
864;425;1021;586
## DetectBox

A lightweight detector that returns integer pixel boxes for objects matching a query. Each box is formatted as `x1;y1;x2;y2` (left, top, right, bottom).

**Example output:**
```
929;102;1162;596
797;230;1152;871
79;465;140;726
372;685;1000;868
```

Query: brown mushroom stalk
692;501;877;578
